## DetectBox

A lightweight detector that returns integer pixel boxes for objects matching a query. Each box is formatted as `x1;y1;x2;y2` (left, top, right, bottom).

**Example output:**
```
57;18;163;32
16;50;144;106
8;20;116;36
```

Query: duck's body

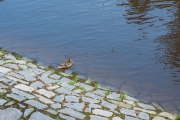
58;57;73;69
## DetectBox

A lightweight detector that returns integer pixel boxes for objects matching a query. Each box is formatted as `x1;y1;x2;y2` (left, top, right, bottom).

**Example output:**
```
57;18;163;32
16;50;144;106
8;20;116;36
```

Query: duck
58;57;73;69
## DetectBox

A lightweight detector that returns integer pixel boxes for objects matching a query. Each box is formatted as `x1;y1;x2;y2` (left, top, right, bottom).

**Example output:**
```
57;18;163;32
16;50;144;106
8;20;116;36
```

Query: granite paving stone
30;81;44;89
4;54;16;60
29;68;45;75
64;102;84;111
14;84;34;92
120;108;136;117
152;116;166;120
123;99;135;106
93;89;106;96
53;95;65;102
138;112;149;120
75;83;94;91
101;100;117;110
0;83;8;88
12;88;35;99
6;76;29;84
59;77;71;84
18;103;26;108
5;101;14;106
137;102;155;110
0;99;7;105
24;108;34;117
85;92;103;100
65;95;79;102
27;63;37;68
133;107;156;114
39;75;58;84
14;60;26;64
46;109;58;115
125;116;139;120
159;112;176;120
0;66;11;73
4;64;19;70
35;94;54;104
0;108;22;120
36;89;56;98
89;103;102;109
59;114;76;120
92;109;113;117
29;111;54;120
18;64;27;70
25;100;48;109
7;93;26;101
0;72;4;77
0;60;5;65
126;96;138;101
49;74;61;80
90;115;109;120
51;103;61;109
17;70;36;81
47;85;59;90
107;92;120;100
0;77;11;83
55;87;72;94
112;117;123;120
58;108;86;119
61;82;75;90
7;72;24;79
82;96;100;103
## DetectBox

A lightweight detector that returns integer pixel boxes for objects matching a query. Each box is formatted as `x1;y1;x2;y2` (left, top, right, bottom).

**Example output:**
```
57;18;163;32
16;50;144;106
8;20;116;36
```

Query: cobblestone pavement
0;49;178;120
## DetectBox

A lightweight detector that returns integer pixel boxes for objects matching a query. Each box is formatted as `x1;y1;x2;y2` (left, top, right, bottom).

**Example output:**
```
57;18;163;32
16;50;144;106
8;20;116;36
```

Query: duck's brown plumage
58;57;73;69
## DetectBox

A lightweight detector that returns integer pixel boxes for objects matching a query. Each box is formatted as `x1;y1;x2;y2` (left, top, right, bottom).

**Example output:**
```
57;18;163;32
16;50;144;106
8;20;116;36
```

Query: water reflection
156;2;180;84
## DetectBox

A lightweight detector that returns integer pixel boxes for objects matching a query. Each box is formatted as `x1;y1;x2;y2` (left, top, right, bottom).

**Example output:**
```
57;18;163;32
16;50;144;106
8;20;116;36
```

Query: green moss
11;52;22;60
176;115;180;120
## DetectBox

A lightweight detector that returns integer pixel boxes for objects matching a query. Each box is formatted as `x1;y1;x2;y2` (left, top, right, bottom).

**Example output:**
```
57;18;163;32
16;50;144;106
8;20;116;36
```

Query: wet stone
137;102;155;110
0;99;7;105
125;116;139;120
90;115;108;120
82;96;100;103
53;95;64;102
0;108;22;120
25;100;48;109
35;94;54;104
12;88;35;99
65;95;79;102
49;74;60;80
14;84;34;92
51;103;61;109
36;89;56;98
24;108;34;117
7;93;25;101
92;109;113;117
30;81;44;89
0;66;11;73
4;64;19;70
64;102;84;111
138;112;149;120
101;100;117;110
120;108;136;117
29;111;54;120
58;108;86;119
107;92;120;100
59;114;76;120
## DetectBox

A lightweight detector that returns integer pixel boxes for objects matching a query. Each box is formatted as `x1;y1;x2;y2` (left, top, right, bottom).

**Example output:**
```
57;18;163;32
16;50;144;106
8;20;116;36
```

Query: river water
0;0;180;112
